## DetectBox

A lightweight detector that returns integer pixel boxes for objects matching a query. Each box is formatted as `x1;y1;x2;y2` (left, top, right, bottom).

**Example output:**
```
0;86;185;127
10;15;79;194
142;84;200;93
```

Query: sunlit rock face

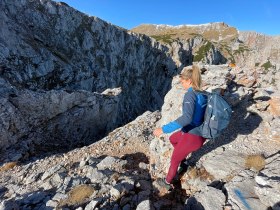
0;0;178;153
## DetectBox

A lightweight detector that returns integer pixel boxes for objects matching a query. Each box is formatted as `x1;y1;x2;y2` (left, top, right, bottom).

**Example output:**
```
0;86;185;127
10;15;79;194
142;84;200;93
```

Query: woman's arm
154;90;196;136
162;121;182;133
174;90;196;127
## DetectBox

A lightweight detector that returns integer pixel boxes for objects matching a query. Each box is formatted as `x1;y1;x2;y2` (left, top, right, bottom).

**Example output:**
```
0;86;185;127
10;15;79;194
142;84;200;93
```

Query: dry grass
0;162;17;172
199;167;215;181
58;185;95;207
187;167;199;179
131;23;238;43
245;154;266;171
186;166;214;181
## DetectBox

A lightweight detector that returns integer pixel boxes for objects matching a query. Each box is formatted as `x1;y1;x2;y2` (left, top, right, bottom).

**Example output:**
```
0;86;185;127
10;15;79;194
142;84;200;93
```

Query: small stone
41;180;53;190
46;200;58;207
79;160;87;167
136;200;154;210
52;193;68;201
110;187;121;199
41;165;65;181
50;172;66;186
84;166;105;183
139;162;148;170
224;204;233;210
25;173;41;184
85;199;100;210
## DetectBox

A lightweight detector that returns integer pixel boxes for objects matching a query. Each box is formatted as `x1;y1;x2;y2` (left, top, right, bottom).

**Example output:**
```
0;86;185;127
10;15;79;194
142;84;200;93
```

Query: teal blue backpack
190;91;232;139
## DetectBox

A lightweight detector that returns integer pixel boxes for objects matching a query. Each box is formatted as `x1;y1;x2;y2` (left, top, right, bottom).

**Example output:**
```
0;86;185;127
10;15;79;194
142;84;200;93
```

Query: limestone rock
202;151;246;180
0;0;177;157
225;170;267;210
96;156;127;171
136;200;154;210
255;153;280;208
185;186;225;210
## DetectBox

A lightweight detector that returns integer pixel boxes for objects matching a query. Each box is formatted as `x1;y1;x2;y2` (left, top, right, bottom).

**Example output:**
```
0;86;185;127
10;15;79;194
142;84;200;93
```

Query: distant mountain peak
145;22;230;29
131;22;238;43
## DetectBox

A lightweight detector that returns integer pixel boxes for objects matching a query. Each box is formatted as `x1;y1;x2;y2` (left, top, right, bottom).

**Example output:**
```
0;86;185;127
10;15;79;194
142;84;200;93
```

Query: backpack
189;91;232;139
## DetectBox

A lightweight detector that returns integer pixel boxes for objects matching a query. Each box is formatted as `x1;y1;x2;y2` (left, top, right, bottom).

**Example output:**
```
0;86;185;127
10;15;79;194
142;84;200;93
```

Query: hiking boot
156;178;173;191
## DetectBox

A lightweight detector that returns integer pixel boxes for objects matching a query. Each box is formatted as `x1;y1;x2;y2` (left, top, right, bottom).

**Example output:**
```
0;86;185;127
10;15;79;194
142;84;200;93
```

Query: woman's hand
153;128;163;137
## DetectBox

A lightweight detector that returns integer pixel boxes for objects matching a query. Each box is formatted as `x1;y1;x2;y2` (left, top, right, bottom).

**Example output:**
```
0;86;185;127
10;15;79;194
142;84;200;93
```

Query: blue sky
54;0;280;35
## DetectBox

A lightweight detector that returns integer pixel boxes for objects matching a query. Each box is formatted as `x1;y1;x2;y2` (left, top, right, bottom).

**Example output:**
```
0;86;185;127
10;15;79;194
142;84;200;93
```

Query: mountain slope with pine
131;23;280;68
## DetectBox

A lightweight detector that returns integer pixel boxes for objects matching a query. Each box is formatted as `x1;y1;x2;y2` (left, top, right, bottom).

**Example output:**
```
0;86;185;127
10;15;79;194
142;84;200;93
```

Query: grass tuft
0;162;17;172
245;154;266;171
151;34;174;45
193;41;212;62
58;185;95;207
261;61;273;71
187;166;214;181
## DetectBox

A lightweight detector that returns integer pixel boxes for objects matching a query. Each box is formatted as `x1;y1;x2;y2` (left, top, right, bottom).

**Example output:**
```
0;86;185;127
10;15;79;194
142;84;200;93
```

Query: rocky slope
1;64;279;210
0;0;178;157
151;64;280;209
0;0;280;210
238;31;280;67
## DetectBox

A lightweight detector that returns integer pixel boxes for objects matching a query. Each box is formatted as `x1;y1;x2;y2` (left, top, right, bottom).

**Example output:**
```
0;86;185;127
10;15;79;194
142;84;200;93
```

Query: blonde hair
180;65;202;90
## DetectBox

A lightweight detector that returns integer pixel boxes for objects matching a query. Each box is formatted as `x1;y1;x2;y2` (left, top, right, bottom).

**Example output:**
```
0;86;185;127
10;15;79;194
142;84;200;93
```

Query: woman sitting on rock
153;65;207;189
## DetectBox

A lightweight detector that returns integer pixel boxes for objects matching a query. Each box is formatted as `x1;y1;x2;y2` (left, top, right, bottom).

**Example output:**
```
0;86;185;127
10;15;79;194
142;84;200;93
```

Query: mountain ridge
131;22;280;68
131;22;238;43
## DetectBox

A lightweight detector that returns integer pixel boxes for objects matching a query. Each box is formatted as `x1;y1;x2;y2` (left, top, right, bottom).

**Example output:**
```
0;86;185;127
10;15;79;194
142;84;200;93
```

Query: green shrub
261;61;273;70
151;34;174;45
233;45;250;55
193;41;212;62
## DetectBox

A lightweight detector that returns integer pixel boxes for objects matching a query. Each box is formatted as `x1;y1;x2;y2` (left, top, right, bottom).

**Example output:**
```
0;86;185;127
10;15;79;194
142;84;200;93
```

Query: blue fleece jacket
162;87;207;133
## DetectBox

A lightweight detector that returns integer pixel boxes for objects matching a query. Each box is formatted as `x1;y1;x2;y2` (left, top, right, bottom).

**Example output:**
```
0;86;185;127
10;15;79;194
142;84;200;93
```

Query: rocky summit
132;23;280;69
0;0;280;210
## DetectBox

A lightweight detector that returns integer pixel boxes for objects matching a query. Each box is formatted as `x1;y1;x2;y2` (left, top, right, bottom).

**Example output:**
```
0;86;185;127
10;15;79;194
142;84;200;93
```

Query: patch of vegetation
228;57;236;64
255;62;260;67
219;44;235;64
233;45;250;55
151;34;174;45
245;154;265;171
187;166;214;181
225;49;236;63
193;41;212;62
0;162;17;172
261;60;273;70
189;33;203;38
58;185;95;207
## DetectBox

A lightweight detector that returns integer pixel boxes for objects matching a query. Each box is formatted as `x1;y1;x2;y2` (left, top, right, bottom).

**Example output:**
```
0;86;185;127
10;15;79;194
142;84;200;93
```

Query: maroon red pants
166;131;206;183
